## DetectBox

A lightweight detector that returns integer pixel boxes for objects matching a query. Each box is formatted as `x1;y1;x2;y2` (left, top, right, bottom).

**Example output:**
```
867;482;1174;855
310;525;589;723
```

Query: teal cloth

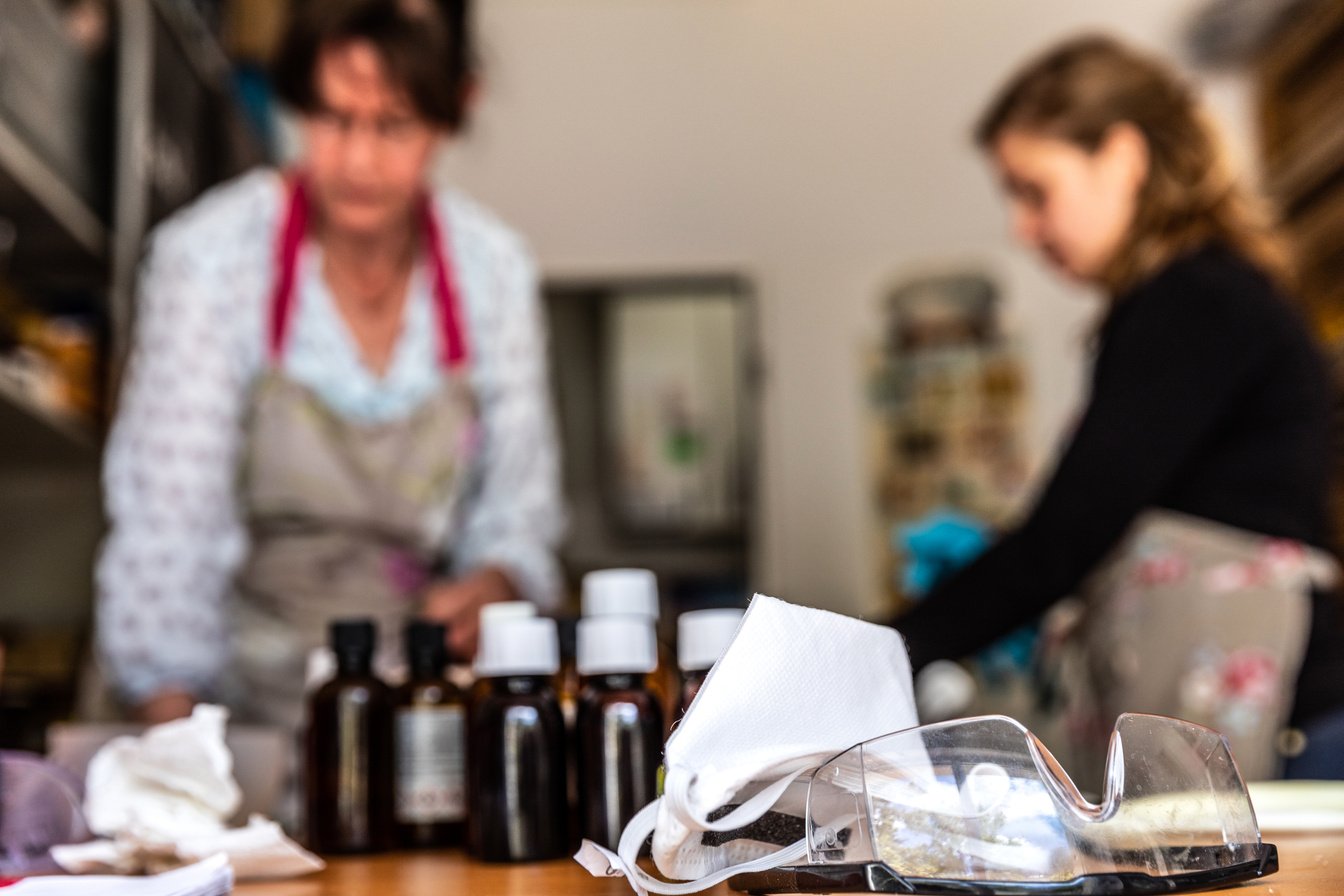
897;509;1035;677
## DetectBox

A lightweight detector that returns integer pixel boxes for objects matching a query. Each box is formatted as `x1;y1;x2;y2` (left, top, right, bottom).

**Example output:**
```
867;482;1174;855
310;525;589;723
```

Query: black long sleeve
897;244;1335;675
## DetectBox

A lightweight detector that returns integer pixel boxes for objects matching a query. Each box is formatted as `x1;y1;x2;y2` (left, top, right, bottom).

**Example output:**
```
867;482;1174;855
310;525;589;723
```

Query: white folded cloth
50;706;322;880
9;853;232;895
50;816;323;880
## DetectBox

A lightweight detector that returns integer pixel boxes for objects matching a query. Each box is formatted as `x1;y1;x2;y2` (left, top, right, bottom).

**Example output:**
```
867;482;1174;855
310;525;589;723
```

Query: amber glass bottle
580;568;675;731
575;616;664;849
305;619;393;854
467;616;569;862
394;620;467;849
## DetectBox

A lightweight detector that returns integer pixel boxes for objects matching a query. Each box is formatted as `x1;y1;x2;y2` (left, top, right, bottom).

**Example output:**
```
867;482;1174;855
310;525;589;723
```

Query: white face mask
575;594;919;895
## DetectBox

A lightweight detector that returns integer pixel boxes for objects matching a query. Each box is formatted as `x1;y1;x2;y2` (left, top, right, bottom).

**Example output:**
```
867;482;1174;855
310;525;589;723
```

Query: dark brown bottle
305;619;393;854
581;568;673;733
680;669;709;716
555;616;581;728
394;621;466;849
467;616;569;862
575;616;664;849
555;615;582;838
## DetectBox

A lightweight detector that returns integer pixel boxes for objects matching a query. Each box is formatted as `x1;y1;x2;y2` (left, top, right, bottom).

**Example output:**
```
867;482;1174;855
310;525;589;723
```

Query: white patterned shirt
96;169;565;702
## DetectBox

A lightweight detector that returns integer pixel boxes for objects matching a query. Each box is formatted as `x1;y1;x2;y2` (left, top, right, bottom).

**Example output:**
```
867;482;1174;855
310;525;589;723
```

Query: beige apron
1062;509;1337;782
220;176;477;735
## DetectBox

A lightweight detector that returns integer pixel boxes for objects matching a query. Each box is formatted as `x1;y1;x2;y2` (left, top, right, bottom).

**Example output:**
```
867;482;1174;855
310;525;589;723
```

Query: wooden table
238;833;1344;895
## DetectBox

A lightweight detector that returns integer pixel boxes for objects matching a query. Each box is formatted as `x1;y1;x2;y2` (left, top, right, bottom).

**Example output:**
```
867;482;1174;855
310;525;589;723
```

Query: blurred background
1;0;1341;748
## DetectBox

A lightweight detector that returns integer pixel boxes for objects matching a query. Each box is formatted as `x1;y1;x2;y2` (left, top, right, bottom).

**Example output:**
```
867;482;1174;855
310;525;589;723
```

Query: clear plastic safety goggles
729;713;1276;894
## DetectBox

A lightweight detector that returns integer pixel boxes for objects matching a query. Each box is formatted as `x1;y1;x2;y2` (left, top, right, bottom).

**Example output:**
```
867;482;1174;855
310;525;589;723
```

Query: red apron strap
268;176;309;362
269;177;468;368
420;196;470;368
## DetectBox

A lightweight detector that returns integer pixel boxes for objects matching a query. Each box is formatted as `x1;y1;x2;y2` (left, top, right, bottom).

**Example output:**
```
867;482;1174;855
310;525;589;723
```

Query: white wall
435;0;1252;617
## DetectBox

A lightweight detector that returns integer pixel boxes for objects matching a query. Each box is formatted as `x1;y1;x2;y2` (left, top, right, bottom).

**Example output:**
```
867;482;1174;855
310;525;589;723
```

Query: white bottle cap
677;608;745;672
581;568;660;620
577;616;658;676
915;659;977;723
474;616;559;677
304;647;336;692
479;600;537;626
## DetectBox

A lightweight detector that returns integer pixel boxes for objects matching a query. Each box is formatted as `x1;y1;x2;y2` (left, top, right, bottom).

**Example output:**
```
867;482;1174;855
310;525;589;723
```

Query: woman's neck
318;216;418;300
318;217;413;280
314;210;420;376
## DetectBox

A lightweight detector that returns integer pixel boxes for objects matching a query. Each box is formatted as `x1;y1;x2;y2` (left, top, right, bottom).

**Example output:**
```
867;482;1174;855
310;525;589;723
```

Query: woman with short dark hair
95;0;564;734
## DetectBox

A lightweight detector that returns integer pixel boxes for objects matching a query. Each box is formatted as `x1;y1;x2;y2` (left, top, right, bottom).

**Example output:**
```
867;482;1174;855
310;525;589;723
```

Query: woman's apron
221;178;478;736
1062;509;1337;782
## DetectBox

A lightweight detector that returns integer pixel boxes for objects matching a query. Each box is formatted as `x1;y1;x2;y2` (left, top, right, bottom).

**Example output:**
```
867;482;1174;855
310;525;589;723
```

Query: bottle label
395;705;466;823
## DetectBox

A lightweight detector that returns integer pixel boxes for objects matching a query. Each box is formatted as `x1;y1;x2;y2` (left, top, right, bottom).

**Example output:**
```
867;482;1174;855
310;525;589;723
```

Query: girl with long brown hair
898;35;1344;780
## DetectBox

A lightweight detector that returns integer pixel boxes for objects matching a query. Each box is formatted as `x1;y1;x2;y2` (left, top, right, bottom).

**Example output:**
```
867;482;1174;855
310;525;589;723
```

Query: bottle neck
335;649;373;677
408;651;445;682
584;672;646;691
488;674;553;696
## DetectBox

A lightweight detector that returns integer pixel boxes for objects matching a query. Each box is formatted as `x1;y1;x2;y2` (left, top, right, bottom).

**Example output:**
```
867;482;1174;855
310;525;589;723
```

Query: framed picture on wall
545;275;757;549
603;285;749;537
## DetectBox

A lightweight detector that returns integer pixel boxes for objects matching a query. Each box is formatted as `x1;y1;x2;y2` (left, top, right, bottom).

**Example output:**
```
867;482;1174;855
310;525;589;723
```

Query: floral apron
1064;509;1337;781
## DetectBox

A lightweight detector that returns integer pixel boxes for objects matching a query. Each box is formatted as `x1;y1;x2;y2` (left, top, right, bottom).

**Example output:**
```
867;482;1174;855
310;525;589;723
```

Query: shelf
1251;0;1344;557
0;374;97;466
1264;104;1344;217
0;111;109;289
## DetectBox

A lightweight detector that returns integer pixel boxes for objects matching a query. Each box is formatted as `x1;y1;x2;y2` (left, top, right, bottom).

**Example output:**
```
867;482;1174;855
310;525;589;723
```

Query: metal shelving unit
0;0;266;461
111;0;268;361
0;0;266;746
0;113;108;281
0;375;96;464
0;0;110;460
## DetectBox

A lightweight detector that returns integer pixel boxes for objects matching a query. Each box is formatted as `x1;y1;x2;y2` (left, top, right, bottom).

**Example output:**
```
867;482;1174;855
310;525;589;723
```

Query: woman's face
990;126;1147;283
301;40;443;239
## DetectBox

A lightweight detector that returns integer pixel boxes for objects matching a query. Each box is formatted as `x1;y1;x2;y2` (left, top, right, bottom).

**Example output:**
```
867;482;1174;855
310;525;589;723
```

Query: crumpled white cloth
82;705;240;839
51;705;322;880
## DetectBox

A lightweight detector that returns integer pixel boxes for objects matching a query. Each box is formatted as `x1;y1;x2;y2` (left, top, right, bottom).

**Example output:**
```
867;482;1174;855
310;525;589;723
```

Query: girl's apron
1063;509;1337;782
221;177;478;735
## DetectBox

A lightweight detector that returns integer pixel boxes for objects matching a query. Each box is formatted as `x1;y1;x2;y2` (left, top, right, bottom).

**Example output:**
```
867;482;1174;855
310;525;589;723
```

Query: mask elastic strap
664;764;808;832
576;802;807;896
575;767;813;896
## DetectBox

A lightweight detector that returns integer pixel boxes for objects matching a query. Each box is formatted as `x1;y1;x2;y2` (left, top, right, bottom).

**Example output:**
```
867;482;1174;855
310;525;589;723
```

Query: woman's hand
135;688;197;725
421;566;521;661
